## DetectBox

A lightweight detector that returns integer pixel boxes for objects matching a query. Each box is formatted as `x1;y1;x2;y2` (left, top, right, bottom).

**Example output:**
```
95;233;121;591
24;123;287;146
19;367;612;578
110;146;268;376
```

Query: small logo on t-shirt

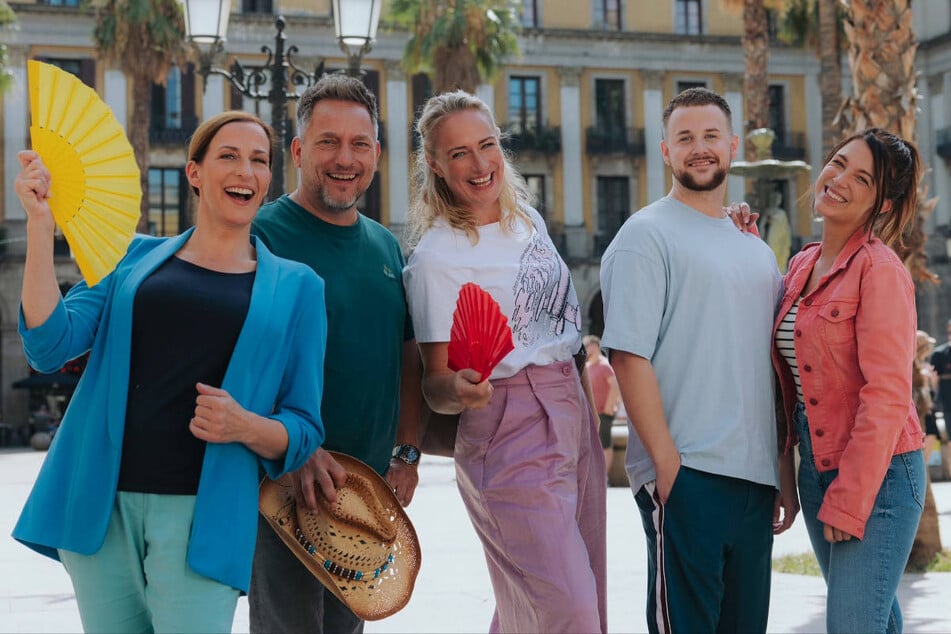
382;264;396;279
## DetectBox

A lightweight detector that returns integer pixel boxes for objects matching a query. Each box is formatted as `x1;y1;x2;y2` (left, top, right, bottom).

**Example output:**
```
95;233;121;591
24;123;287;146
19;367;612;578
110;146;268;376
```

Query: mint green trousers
59;492;239;633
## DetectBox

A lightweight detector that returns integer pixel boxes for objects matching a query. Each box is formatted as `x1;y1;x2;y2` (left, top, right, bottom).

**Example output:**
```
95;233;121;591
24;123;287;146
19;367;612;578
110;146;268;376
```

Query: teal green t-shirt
252;195;411;474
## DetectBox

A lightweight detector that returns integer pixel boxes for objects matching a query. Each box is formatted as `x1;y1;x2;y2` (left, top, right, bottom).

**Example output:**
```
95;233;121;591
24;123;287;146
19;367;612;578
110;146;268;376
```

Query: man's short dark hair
296;74;379;136
662;87;732;135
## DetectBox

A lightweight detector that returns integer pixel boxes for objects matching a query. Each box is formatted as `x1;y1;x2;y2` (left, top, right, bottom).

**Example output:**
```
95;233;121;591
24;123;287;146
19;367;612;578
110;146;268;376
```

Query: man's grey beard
318;188;361;212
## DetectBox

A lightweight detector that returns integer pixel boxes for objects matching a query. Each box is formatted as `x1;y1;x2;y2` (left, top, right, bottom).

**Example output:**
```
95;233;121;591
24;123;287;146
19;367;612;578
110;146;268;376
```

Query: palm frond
388;0;521;93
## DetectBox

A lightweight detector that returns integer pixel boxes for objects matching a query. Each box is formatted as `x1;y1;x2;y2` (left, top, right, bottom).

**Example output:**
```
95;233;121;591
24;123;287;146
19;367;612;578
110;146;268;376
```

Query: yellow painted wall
579;69;593;231
632;1;671;32
543;70;565;225
706;5;744;36
280;0;330;15
544;0;589;29
783;74;807;134
362;58;391;225
545;69;560;126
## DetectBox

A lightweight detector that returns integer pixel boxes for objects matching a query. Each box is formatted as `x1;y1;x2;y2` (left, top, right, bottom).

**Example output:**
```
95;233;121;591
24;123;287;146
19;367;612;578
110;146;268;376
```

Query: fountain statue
729;128;811;271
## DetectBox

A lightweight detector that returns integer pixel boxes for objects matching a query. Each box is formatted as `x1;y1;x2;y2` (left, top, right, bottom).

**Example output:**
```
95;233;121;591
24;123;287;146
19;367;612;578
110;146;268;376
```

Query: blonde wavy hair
408;90;533;246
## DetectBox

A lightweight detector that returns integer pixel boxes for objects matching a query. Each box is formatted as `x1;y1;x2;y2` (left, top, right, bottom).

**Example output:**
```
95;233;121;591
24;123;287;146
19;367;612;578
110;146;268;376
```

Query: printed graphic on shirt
511;231;582;345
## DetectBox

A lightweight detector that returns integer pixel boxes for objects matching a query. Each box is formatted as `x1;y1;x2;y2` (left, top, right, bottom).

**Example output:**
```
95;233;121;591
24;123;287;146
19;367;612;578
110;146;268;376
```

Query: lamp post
180;1;321;201
179;0;380;200
332;0;382;77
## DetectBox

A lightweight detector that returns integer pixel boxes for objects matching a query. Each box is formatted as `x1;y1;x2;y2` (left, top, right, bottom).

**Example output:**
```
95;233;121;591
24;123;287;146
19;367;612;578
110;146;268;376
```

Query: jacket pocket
817;300;858;344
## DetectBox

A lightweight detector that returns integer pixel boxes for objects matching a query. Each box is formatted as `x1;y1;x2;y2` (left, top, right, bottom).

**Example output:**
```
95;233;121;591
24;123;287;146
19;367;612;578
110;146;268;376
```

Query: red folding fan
447;283;515;381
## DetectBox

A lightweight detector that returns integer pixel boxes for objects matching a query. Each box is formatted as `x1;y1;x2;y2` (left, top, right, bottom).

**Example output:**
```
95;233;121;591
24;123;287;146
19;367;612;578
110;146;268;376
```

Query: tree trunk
841;0;917;140
908;470;944;570
433;43;481;94
743;0;770;158
818;0;842;157
841;0;935;283
130;72;152;234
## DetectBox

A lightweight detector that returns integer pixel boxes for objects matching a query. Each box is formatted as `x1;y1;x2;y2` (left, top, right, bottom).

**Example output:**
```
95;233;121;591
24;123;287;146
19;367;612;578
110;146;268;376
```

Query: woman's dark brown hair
822;128;920;247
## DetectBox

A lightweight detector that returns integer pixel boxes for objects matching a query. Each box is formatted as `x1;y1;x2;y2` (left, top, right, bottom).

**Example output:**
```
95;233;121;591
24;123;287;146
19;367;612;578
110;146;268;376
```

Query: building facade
0;0;946;425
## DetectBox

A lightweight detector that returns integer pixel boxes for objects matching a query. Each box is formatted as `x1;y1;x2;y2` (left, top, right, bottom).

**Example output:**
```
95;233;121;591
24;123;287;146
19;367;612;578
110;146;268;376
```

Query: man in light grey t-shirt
600;87;798;634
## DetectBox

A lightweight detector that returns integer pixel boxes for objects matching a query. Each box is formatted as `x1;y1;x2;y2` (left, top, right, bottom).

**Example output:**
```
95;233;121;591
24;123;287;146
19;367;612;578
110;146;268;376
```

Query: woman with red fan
13;112;326;633
403;91;607;633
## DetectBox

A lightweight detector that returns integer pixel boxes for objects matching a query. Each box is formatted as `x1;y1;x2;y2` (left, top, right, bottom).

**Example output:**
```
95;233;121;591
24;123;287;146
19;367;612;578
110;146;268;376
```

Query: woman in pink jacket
771;128;925;633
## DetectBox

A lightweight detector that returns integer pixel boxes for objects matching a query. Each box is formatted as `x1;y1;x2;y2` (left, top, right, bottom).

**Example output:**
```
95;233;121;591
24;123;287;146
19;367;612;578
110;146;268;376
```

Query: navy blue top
118;256;254;494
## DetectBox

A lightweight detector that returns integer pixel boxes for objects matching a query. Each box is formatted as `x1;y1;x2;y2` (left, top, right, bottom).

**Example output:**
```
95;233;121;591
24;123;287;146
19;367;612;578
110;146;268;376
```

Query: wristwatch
392;444;421;466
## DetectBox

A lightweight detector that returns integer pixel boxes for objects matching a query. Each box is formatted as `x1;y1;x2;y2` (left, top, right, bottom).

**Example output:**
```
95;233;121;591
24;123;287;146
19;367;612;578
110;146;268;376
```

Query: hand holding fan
28;60;141;287
447;283;515;381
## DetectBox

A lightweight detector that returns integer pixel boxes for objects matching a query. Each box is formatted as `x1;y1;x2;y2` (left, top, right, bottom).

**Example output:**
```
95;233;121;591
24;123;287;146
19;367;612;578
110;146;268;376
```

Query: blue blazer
13;229;326;592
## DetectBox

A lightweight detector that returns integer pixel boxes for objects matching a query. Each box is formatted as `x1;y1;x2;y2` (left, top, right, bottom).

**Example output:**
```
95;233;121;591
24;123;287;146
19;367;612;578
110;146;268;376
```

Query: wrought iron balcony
586;126;645;156
502;124;562;155
771;131;807;161
150;115;199;146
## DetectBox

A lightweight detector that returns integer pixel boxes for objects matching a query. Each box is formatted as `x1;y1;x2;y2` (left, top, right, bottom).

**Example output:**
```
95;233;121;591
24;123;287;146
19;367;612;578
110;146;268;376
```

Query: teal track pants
59;491;239;634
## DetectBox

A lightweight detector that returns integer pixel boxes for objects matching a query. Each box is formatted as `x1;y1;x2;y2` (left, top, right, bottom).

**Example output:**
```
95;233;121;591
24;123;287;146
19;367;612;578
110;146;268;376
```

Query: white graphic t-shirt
403;206;583;379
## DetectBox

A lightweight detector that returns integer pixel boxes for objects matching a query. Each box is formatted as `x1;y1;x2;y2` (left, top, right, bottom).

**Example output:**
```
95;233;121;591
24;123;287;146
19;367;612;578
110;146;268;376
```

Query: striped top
776;297;804;402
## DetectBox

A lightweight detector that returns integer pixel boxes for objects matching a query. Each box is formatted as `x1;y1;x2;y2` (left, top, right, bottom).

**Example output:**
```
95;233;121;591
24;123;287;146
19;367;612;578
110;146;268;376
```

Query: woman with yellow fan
13;111;327;633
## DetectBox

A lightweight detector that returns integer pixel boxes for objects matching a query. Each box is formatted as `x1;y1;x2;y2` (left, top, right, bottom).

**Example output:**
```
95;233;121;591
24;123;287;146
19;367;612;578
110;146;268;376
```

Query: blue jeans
794;403;925;633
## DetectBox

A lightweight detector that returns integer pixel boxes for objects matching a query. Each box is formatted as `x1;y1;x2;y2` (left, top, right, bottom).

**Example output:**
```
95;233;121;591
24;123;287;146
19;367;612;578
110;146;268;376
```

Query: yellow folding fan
28;60;141;287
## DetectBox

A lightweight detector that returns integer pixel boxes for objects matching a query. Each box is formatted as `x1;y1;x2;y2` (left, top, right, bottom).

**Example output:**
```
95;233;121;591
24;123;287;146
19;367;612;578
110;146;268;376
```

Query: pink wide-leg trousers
455;359;608;634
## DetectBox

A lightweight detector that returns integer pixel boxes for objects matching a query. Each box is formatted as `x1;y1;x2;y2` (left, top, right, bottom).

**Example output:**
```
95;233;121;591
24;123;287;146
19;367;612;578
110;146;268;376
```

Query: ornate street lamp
332;0;382;77
179;0;325;201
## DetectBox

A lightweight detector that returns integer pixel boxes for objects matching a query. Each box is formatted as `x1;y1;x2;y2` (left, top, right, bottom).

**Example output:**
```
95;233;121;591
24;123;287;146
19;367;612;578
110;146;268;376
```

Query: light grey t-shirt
600;196;783;492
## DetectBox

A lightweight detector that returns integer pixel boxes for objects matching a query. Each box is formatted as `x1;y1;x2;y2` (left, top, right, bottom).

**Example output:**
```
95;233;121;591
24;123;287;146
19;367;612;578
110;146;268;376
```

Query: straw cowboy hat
258;452;421;621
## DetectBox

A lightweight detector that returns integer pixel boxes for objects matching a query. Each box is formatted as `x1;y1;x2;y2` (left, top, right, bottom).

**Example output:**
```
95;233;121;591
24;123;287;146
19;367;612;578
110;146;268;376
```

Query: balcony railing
586;126;645;156
150;115;199;146
502;124;562;155
771;131;807;161
938;127;951;159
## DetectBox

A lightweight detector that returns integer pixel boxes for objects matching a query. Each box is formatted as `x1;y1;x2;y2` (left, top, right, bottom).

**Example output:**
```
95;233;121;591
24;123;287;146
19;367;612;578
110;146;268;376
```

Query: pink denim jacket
772;229;923;539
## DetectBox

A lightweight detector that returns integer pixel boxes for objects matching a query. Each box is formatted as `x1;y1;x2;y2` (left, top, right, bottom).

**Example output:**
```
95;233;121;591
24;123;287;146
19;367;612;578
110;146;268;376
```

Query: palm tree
389;0;520;95
90;0;187;233
720;0;778;158
817;0;843;155
840;0;936;285
840;0;942;568
775;0;844;156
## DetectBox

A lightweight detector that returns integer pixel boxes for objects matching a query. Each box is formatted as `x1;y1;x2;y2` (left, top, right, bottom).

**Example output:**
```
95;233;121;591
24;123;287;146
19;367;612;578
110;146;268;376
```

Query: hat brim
259;452;421;621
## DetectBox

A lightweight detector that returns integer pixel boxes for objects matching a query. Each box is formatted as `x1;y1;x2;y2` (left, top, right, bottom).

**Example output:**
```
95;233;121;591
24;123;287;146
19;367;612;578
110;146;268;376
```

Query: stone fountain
730;128;811;209
729;128;812;271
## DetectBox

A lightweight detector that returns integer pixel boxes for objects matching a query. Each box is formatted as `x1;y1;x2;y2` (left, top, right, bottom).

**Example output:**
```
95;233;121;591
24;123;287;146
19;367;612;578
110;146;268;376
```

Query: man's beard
318;186;362;213
673;163;728;192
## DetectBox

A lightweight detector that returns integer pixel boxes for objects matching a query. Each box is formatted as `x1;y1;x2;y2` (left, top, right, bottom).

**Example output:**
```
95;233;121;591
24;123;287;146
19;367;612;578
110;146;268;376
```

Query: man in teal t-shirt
249;75;422;634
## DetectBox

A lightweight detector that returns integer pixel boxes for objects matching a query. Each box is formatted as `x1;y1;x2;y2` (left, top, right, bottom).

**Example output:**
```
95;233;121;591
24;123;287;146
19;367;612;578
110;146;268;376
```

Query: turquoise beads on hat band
294;527;394;581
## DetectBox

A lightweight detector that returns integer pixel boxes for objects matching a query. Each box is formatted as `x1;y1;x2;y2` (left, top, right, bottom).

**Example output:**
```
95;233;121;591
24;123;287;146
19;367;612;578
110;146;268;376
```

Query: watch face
393;444;420;464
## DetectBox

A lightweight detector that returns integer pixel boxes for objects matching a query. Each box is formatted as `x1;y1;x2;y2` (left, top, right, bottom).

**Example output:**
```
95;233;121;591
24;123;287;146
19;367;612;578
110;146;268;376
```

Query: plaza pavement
1;446;949;633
